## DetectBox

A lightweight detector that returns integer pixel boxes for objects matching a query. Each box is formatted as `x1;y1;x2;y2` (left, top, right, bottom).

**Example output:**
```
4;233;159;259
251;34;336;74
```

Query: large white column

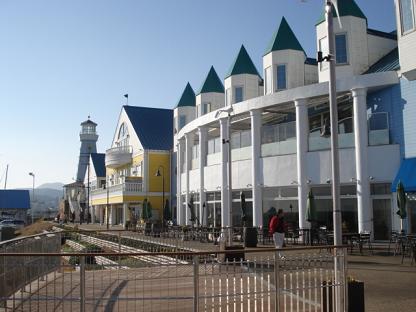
250;109;263;227
220;118;230;228
176;141;184;225
90;205;95;224
99;206;103;225
295;98;309;230
353;88;371;233
185;132;194;225
198;126;208;226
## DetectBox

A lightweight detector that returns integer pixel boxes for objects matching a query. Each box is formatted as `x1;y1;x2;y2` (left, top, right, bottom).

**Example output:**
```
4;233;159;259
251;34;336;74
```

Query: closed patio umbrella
396;180;407;232
141;198;149;221
240;192;247;226
306;190;317;223
163;199;171;222
188;195;197;225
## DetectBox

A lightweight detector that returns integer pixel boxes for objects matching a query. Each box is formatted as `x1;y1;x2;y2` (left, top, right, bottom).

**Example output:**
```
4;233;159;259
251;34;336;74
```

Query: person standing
269;209;286;258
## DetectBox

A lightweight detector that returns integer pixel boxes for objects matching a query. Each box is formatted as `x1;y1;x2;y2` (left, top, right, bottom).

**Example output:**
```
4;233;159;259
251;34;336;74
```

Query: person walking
269;209;286;259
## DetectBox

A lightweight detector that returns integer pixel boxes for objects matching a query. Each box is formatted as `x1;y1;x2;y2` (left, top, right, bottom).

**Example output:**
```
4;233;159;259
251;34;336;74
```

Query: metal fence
0;229;348;312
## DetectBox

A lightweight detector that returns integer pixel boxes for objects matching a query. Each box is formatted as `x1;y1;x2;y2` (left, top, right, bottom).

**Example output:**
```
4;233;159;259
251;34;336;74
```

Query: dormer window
335;34;348;64
276;64;287;90
399;0;415;34
234;86;244;103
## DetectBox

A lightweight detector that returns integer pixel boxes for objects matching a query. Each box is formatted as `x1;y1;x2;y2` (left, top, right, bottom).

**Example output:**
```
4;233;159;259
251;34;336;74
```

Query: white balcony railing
91;181;143;197
105;145;133;168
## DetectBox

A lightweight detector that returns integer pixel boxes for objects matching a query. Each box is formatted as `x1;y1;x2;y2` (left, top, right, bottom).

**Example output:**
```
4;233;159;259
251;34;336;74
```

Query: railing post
193;255;199;312
80;255;86;312
118;231;121;269
274;251;280;312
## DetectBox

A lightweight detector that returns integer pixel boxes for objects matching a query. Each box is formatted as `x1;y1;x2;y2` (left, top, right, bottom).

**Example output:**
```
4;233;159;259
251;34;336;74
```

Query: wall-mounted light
326;179;331;184
306;179;311;184
351;177;357;182
369;176;374;181
246;183;252;187
291;180;298;185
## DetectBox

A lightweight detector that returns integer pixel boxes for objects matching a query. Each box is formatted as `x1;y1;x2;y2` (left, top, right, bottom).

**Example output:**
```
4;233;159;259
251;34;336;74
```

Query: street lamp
215;105;234;245
155;165;165;224
28;172;35;224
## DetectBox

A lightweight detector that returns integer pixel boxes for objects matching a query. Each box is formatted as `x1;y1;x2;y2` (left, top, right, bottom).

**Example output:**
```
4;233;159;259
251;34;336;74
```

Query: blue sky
0;0;396;189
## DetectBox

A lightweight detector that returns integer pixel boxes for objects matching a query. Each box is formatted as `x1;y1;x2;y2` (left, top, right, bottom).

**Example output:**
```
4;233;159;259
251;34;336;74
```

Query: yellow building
89;105;172;227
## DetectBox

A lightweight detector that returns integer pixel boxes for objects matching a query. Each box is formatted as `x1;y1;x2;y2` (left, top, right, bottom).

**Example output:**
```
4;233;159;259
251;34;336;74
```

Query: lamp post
155;165;165;224
215;105;234;245
28;172;35;224
317;1;343;311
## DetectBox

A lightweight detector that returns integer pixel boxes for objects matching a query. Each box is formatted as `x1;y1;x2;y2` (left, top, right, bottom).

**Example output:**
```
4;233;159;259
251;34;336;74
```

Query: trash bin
244;227;258;247
348;280;364;312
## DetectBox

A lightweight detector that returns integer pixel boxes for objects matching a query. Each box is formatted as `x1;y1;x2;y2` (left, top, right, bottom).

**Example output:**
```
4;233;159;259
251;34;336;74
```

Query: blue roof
365;48;399;74
124;106;173;151
391;158;416;192
0;190;30;209
90;153;106;177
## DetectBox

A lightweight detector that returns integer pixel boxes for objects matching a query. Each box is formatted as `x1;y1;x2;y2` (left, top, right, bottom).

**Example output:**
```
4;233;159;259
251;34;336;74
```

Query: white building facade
173;0;416;240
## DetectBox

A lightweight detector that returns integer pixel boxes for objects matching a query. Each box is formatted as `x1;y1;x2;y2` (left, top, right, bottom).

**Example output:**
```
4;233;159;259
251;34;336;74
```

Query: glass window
340;185;356;196
399;0;415;33
265;66;272;94
192;144;199;159
234;86;243;103
240;130;251;147
214;137;221;153
276;64;287;90
179;115;186;130
371;183;391;195
202;102;211;115
231;132;241;149
335;34;348;64
319;37;329;71
208;139;215;154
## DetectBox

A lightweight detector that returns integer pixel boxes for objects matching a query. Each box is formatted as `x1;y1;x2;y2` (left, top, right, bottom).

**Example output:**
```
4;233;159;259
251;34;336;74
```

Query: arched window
117;123;129;147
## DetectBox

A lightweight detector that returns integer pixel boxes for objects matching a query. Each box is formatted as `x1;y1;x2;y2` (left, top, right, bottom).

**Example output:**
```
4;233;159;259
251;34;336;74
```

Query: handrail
0;245;349;257
105;145;132;153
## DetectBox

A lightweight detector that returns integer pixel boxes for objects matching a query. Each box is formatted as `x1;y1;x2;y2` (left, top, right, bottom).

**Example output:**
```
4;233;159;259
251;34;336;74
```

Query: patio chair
388;231;400;255
355;231;373;255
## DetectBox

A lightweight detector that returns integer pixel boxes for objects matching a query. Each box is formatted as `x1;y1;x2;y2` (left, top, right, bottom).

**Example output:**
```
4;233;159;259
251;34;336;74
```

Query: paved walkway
57;223;416;312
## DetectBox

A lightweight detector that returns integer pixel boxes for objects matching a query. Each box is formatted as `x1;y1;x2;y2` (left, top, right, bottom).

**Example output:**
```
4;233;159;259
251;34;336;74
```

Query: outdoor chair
401;236;416;264
388;231;400;255
352;231;373;255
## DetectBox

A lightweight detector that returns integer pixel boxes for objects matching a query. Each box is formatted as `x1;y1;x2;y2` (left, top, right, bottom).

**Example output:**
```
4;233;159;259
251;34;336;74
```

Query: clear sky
0;0;396;189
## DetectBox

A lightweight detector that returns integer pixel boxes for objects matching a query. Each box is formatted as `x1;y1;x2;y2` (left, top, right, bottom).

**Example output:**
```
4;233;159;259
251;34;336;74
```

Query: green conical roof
196;66;224;95
175;82;195;108
264;17;305;56
225;45;261;79
316;0;367;25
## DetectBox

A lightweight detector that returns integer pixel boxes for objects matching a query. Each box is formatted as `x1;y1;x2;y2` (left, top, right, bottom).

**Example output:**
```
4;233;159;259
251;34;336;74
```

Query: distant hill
37;182;64;191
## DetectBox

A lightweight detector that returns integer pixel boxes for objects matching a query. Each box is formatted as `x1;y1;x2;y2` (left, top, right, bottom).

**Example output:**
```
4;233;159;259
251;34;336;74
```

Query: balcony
261;121;297;157
90;180;143;200
105;145;133;168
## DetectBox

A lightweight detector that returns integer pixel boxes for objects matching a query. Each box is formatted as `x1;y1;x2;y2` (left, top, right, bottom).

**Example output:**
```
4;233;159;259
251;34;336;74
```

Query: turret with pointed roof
315;0;371;82
175;82;196;108
197;66;224;95
263;17;317;92
224;45;263;104
264;17;305;56
196;66;225;116
174;82;196;133
316;0;366;25
225;45;261;79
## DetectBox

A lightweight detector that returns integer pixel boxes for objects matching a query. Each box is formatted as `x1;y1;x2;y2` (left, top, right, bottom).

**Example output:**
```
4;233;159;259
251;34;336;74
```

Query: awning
391;158;416;192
